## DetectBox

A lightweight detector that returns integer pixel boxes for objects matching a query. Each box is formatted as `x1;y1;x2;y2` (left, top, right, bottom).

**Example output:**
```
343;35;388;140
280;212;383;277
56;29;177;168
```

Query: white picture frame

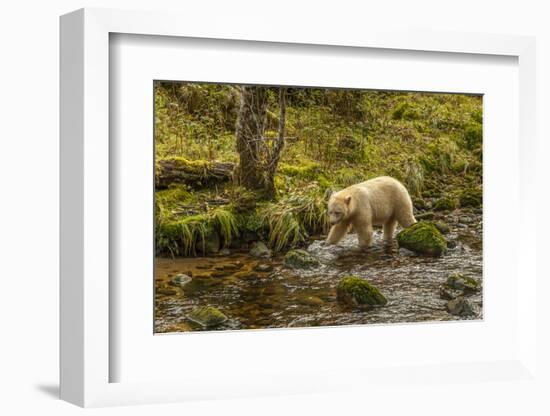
60;7;538;408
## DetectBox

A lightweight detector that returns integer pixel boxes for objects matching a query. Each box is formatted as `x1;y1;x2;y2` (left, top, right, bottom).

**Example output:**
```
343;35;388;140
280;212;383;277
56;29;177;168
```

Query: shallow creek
155;210;482;333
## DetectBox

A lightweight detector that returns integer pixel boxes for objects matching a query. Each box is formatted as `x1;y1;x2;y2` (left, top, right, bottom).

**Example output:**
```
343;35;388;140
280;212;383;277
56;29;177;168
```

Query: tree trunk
264;88;286;198
235;86;286;199
235;86;269;192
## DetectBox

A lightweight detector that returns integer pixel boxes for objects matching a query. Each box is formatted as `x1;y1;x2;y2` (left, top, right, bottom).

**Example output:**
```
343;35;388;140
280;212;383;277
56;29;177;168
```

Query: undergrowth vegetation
154;82;483;256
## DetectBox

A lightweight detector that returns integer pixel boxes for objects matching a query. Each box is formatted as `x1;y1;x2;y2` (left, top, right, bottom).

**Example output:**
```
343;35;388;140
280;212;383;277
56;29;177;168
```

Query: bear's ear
344;196;352;205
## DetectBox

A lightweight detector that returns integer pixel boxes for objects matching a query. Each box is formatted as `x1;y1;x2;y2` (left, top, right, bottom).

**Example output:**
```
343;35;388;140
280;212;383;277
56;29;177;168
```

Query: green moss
156;214;210;257
284;249;320;269
396;221;447;256
333;167;366;187
445;272;480;293
459;187;482;208
464;123;482;149
392;102;419;120
278;161;321;179
187;306;228;328
156;206;240;256
336;276;387;308
433;196;458;211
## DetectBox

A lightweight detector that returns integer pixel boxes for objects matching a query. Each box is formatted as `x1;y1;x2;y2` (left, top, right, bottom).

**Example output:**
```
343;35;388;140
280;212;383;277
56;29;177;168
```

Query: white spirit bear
326;176;416;248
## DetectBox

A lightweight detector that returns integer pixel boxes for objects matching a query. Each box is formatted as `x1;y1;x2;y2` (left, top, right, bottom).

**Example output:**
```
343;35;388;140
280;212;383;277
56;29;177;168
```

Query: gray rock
219;248;231;256
439;286;462;300
284;249;320;269
446;296;476;316
249;241;271;258
172;273;192;286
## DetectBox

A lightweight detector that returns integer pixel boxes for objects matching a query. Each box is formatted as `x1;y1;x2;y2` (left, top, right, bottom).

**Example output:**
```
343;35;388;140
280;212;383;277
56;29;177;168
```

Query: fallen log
156;157;235;189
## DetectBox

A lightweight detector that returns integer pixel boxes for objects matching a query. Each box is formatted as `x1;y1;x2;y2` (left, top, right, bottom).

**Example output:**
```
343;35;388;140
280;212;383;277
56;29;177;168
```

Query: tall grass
261;184;328;252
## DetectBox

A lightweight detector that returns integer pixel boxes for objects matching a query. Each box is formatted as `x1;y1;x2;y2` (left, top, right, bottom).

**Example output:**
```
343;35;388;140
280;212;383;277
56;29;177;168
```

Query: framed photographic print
60;7;539;408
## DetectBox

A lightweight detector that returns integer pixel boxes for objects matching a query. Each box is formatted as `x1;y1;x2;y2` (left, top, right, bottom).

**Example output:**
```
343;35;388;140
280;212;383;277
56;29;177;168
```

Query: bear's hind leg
383;219;397;244
326;222;349;245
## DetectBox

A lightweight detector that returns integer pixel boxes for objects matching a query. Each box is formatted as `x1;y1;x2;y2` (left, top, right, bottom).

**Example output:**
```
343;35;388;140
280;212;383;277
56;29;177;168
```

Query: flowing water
155;210;483;333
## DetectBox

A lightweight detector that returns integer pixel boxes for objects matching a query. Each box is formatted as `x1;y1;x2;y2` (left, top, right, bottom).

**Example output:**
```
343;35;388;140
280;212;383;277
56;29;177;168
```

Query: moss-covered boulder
396;221;447;256
187;306;228;328
459;187;482;208
284;249;320;269
433;196;458;211
336;276;387;309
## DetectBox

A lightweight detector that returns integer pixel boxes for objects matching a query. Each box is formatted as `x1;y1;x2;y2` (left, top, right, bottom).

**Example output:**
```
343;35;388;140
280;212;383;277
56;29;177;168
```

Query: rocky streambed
154;209;483;333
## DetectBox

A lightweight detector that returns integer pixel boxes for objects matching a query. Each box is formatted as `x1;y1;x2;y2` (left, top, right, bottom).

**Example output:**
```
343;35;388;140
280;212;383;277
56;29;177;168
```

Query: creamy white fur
326;176;416;248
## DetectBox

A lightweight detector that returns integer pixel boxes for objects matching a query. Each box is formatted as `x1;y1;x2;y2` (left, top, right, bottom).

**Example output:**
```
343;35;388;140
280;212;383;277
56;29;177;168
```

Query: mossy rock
336;276;387;309
416;211;435;221
250;241;272;258
433;221;451;234
445;272;480;293
284;249;320;269
413;198;428;211
459;188;482;208
187;306;228;328
396;221;447;256
433;196;458;211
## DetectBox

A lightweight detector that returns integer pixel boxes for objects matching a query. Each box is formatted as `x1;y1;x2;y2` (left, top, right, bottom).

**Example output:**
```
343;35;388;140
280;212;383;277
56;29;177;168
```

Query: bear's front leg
325;222;349;245
356;223;373;249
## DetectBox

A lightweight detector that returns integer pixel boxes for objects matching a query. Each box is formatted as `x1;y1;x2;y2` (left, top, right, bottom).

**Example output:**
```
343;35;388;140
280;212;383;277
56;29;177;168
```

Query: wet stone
254;263;274;272
187;306;228;328
446;296;476;316
434;221;451;234
250;241;272;258
445;272;480;293
172;273;192;287
284;249;320;269
297;295;324;307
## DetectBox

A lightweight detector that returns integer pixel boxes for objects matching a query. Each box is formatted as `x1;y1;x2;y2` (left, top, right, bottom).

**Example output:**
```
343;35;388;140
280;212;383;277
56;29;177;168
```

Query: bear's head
327;193;352;225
